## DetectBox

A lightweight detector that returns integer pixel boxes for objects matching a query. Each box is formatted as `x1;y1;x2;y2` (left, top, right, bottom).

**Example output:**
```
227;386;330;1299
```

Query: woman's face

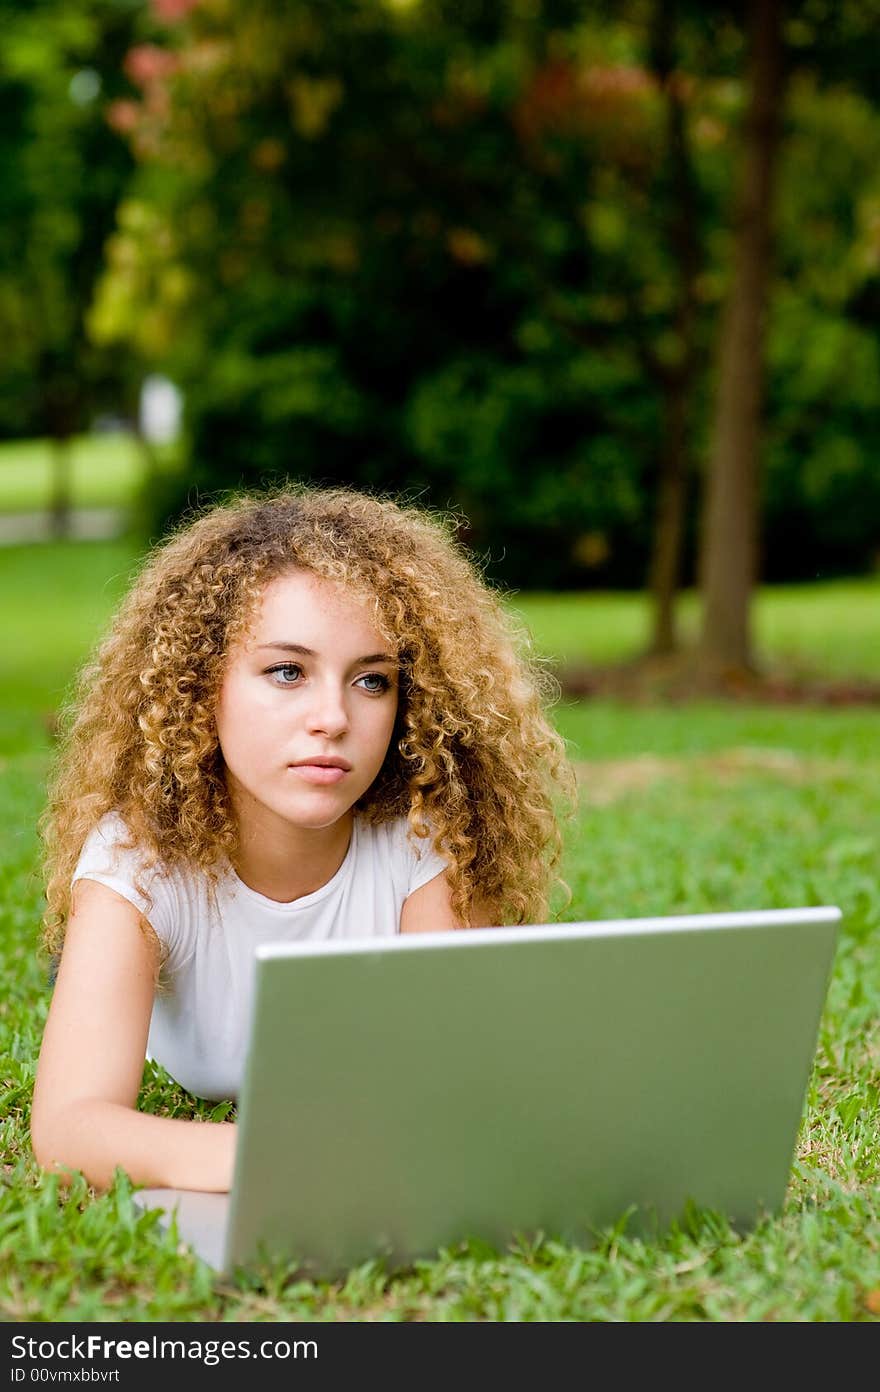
215;569;399;837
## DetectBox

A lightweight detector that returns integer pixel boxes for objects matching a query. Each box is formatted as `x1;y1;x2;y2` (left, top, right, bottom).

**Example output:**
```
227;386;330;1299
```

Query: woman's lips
289;764;348;785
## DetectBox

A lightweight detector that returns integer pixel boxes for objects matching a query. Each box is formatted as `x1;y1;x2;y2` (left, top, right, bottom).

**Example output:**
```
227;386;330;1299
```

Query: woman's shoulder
77;811;146;865
357;813;448;890
72;812;192;945
73;811;172;896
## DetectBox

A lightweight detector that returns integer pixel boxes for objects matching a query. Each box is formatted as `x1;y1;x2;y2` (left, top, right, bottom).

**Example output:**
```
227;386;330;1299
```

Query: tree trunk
697;0;785;673
647;0;701;655
648;387;689;653
49;436;73;541
41;355;80;543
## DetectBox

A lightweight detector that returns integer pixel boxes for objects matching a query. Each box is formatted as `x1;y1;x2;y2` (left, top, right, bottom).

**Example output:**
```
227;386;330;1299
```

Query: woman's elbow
30;1116;72;1178
29;1104;100;1189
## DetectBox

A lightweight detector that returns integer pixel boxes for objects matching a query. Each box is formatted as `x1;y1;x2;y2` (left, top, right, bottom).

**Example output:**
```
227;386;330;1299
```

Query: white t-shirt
72;812;448;1101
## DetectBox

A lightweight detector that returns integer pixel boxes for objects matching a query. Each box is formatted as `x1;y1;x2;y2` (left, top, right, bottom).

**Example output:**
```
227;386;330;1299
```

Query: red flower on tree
150;0;201;23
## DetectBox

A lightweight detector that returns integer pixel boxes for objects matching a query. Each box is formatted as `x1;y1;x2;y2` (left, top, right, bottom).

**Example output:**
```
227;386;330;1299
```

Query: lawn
510;575;880;680
0;433;154;514
1;540;879;1321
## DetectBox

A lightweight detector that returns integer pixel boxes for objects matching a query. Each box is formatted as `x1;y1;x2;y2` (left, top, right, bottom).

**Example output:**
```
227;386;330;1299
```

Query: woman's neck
230;805;354;904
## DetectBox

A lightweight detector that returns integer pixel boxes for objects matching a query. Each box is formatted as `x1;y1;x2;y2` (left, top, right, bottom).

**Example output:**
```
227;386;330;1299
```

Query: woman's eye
268;663;303;685
356;672;391;694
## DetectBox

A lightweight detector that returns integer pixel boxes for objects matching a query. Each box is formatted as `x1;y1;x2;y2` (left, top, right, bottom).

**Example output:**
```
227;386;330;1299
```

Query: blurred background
2;0;880;715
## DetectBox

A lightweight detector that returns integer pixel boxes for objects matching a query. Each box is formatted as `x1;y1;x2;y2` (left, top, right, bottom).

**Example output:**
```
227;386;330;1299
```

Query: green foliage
90;2;709;586
5;3;880;586
79;0;880;587
763;71;880;578
0;0;140;440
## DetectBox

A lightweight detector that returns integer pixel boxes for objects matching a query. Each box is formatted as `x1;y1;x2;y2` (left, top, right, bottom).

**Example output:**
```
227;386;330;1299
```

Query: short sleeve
72;813;176;948
399;819;449;896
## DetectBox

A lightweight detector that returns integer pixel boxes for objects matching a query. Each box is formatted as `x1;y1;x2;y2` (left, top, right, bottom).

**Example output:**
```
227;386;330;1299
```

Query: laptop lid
221;906;840;1277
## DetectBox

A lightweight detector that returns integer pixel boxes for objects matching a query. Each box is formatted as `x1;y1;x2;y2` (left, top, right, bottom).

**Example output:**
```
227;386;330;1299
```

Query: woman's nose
304;682;349;737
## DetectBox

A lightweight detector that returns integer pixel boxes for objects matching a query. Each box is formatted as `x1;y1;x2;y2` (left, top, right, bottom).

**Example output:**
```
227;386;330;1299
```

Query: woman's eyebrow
257;641;397;664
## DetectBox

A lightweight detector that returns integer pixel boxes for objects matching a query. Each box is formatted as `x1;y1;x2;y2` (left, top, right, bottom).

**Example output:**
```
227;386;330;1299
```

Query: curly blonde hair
42;486;575;952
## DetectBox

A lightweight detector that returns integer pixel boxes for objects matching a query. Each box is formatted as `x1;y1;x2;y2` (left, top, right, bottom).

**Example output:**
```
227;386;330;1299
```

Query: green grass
2;541;879;1321
0;541;138;755
510;575;880;680
0;433;151;513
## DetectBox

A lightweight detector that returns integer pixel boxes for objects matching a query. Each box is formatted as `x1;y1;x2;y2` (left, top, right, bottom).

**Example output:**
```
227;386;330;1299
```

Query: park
1;0;879;1324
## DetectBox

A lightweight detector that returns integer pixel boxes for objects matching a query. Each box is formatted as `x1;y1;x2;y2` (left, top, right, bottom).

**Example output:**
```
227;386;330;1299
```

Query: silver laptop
133;907;841;1276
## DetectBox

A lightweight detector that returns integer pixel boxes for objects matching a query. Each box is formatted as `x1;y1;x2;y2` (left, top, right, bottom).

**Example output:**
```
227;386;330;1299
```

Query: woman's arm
30;878;235;1193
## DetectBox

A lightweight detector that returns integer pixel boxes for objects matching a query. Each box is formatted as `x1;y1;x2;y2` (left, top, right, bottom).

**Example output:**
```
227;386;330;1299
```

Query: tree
0;0;138;533
697;0;785;673
87;0;880;613
644;0;703;653
93;2;726;586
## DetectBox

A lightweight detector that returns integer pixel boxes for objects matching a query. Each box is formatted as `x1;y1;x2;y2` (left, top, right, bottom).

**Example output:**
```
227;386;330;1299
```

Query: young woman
31;486;575;1193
